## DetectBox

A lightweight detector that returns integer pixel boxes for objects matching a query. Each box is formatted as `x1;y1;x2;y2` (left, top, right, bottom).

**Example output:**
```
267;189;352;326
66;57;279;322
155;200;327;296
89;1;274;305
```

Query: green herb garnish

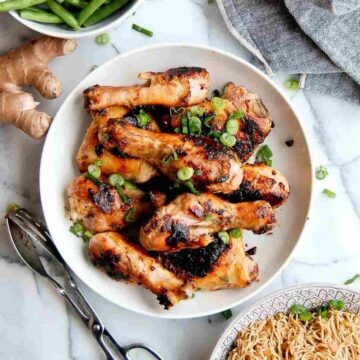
109;173;124;187
222;309;233;319
299;310;313;322
211;97;225;111
194;169;203;176
162;151;179;164
225;119;239;135
218;231;230;244
136;109;151;128
123;180;138;190
189;106;205;117
323;188;336;199
184;180;200;195
220;132;236;147
345;274;360;285
188;116;202;135
255;144;273;166
88;163;101;178
132;23;153;37
315;165;329;180
284;79;299;90
229;228;242;238
177;167;194;181
95;32;110;45
328;299;345;311
204;214;213;221
124;207;136;222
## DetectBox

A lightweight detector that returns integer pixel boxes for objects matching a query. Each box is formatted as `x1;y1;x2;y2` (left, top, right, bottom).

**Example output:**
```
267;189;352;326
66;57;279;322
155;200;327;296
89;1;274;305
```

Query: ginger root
0;36;76;138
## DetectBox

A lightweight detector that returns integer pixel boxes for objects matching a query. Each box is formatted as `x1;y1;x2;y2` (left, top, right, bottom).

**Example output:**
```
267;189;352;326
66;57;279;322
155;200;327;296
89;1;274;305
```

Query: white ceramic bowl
9;0;143;39
210;283;360;360
40;43;313;318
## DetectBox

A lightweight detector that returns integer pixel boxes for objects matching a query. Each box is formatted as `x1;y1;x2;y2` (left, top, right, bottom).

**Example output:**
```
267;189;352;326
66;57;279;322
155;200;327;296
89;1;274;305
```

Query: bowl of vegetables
2;0;143;38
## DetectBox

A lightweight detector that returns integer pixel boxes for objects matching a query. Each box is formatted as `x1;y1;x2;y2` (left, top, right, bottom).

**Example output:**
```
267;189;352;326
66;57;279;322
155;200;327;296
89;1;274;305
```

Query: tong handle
7;209;127;360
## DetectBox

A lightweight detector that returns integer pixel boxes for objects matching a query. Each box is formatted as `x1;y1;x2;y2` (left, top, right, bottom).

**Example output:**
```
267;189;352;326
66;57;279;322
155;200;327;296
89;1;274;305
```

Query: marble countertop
1;1;359;359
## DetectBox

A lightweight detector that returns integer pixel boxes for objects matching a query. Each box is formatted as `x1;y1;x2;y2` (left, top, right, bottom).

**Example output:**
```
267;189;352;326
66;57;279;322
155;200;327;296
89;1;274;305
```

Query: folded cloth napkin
217;0;360;104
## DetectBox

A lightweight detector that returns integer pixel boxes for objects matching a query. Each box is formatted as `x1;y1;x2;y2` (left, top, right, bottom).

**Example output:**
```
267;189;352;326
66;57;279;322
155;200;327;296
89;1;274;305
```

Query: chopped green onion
69;221;85;236
109;173;124;187
225;119;239;135
218;276;229;282
95;32;110;45
255;144;273;166
188;116;202;135
115;185;130;204
191;293;196;299
184;180;199;195
102;132;110;141
328;299;345;310
204;114;215;128
284;79;299;90
220;132;236;147
211;97;225;111
208;130;221;140
181;117;189;134
194;169;203;176
315;306;328;319
162;151;179;164
174;127;181;133
204;214;213;221
229;228;242;238
124;207;136;222
289;304;306;315
83;230;93;242
299;310;313;322
132;23;153;37
88;164;101;178
85;172;104;187
189;106;205;117
123;180;138;190
345;274;360;285
94;159;102;166
315;165;328;180
6;203;19;212
323;188;336;198
177;167;194;181
136;109;151;128
221;309;232;319
218;231;230;244
228;110;243;120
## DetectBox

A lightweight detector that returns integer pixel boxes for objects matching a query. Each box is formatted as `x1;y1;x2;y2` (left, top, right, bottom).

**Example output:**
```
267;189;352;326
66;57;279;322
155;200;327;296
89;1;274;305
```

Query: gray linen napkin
217;0;360;104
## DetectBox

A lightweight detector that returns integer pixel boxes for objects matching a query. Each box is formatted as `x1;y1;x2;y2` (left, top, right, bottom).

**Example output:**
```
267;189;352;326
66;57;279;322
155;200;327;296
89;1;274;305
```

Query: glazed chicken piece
68;175;150;233
99;120;243;194
222;163;290;208
155;233;258;290
161;83;272;162
89;232;195;308
77;106;158;183
140;193;275;252
83;67;210;111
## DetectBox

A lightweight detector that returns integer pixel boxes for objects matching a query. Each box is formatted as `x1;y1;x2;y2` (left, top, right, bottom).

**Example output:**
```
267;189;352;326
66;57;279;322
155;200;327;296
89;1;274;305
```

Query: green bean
0;0;46;12
78;0;107;25
46;0;79;29
64;0;88;8
83;0;127;27
20;8;64;22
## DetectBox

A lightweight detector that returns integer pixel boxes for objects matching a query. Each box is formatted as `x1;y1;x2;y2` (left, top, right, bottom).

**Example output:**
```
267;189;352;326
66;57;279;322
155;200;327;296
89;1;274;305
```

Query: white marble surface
0;1;360;359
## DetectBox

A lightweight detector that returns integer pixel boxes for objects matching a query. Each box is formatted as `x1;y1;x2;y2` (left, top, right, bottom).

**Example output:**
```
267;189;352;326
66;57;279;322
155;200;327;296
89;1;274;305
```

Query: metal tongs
6;207;164;360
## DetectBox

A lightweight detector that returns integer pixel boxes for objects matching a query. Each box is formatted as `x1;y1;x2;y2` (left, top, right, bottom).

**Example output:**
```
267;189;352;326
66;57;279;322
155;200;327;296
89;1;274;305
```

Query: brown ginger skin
0;36;76;138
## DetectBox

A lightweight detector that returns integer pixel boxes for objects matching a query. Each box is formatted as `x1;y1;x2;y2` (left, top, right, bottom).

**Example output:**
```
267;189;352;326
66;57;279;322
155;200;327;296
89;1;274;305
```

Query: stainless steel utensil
5;207;164;360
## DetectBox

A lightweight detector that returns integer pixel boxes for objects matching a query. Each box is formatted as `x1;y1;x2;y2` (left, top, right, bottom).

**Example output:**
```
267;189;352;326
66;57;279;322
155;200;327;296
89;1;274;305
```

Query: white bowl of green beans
4;0;143;38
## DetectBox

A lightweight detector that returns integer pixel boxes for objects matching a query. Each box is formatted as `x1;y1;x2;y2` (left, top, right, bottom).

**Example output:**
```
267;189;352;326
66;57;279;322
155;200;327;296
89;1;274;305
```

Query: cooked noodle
228;310;360;360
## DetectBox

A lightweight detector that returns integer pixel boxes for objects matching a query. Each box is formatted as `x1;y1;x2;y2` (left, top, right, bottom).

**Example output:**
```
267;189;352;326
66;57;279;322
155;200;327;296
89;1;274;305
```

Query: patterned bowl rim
209;283;360;360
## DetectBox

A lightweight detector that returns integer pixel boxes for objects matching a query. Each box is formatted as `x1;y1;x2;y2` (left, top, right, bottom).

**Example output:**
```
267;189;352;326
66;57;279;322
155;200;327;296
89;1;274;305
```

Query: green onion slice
188;116;202;135
132;23;153;37
123;180;138;190
218;231;230;244
315;165;328;180
323;188;336;198
184;180;199;195
88;164;101;178
189;106;205;117
177;167;194;181
109;173;124;187
220;132;236;147
137;109;151;128
229;228;242;238
124;207;136;222
284;79;299;90
225;119;239;135
95;32;110;45
211;97;225;111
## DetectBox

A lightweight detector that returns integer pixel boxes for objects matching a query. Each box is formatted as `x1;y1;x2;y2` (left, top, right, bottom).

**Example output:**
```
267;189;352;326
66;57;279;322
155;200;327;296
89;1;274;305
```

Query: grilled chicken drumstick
77;106;158;183
222;163;290;208
140;193;275;252
155;233;258;290
68;175;150;233
89;232;195;308
99;120;243;194
83;67;210;111
161;83;272;162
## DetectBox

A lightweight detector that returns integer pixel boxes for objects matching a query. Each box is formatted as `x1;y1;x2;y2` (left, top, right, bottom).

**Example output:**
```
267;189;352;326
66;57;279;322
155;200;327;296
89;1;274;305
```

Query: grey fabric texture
217;0;360;105
321;0;360;15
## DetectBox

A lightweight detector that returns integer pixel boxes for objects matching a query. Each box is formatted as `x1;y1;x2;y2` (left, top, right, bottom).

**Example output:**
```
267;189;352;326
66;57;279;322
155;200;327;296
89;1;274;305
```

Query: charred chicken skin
222;163;290;208
99;120;243;194
89;232;195;308
140;193;275;252
68;175;150;233
154;233;258;290
76;106;158;183
160;83;272;162
83;67;210;111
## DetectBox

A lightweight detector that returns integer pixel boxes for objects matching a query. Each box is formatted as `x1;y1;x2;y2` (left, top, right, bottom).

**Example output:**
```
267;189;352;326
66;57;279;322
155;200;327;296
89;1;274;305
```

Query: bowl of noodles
210;283;360;360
